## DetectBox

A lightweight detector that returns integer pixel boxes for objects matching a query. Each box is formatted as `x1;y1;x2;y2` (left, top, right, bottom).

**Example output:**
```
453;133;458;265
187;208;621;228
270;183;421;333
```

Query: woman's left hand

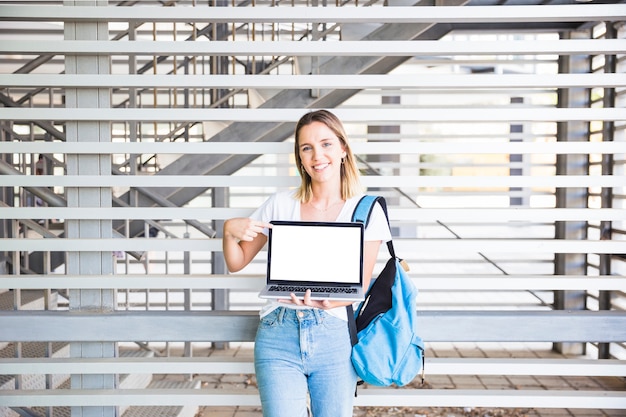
280;290;349;310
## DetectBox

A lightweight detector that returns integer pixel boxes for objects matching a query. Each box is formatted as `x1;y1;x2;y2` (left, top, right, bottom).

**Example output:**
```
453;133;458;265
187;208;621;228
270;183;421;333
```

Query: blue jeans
254;307;357;417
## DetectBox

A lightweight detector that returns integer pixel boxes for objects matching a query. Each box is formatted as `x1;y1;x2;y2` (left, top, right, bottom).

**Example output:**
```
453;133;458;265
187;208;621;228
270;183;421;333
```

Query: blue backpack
347;195;425;387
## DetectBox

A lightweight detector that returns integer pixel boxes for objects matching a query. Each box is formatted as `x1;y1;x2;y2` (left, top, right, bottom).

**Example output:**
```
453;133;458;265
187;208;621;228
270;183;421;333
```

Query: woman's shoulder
263;189;298;209
258;189;295;204
345;193;365;206
253;189;299;221
275;189;298;201
338;194;365;222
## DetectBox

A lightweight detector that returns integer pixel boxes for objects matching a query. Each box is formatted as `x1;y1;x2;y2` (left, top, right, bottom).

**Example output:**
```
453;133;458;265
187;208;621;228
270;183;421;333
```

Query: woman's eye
301;145;311;152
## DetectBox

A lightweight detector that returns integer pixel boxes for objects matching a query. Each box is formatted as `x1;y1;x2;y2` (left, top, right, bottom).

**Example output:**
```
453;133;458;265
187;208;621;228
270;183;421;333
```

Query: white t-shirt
250;189;392;320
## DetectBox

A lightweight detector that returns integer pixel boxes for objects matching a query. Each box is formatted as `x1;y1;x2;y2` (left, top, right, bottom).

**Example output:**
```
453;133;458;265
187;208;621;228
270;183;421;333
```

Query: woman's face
298;121;347;186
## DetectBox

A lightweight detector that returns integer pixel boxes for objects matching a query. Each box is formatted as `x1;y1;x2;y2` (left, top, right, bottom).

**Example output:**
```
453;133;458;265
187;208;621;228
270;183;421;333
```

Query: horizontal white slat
0;388;624;409
411;276;626;291
1;174;622;188
0;207;248;220
425;358;626;377
1;4;623;23
0;357;256;376
1;207;624;222
1;310;623;342
2;107;623;122
2;73;625;89
3;39;624;56
0;389;260;408
2;141;624;155
0;238;622;253
1;357;623;377
1;275;624;291
355;389;626;409
0;275;262;291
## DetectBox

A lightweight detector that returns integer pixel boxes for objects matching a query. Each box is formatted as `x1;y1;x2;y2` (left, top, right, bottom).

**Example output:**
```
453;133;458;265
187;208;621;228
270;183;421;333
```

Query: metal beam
2;140;625;155
2;73;626;89
2;39;624;56
1;388;625;409
0;4;624;23
1;107;624;122
0;237;622;254
1;207;624;222
0;310;624;343
1;174;623;188
1;274;625;291
2;357;624;377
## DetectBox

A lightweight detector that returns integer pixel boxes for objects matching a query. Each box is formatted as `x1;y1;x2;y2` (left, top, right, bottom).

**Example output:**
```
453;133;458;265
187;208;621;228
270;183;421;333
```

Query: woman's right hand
224;218;272;242
222;218;271;273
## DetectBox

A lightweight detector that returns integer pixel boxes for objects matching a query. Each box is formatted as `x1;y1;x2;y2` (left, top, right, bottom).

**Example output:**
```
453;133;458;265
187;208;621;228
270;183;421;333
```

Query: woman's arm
222;218;271;273
362;239;383;292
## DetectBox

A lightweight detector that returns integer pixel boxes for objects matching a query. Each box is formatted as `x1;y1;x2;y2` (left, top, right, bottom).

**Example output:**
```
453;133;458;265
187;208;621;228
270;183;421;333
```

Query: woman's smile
312;162;330;172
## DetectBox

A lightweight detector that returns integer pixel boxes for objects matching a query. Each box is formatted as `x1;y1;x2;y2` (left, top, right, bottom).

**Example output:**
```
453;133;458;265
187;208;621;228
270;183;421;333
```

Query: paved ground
191;342;626;417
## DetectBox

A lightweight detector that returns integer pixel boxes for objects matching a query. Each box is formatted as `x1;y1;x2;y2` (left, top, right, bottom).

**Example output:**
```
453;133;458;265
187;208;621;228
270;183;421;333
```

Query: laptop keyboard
268;285;357;294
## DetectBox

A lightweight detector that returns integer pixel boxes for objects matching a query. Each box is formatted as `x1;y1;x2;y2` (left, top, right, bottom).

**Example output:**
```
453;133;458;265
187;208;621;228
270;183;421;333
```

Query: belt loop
277;307;286;323
313;308;323;325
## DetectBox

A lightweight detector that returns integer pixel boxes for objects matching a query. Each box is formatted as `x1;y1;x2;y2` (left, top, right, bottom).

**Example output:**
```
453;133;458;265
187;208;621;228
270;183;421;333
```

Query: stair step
0;342;69;393
122;379;202;417
0;348;157;417
0;290;58;311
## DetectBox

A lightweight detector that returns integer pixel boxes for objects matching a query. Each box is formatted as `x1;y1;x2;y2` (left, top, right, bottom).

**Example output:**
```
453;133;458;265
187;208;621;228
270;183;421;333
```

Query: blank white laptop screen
259;220;364;301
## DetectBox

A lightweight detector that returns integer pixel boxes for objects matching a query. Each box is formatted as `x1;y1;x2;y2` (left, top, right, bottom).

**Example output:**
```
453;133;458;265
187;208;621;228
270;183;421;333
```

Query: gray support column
509;97;524;207
128;21;139;210
553;30;591;356
598;21;617;360
183;232;192;358
64;1;117;417
212;187;229;350
0;124;14;272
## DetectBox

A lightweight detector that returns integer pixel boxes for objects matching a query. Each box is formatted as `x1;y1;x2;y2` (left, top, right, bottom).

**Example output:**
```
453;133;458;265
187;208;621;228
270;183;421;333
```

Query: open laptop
258;220;365;301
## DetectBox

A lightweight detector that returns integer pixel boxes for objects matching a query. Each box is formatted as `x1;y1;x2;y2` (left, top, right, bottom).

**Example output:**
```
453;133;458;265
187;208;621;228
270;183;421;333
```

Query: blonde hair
294;110;362;203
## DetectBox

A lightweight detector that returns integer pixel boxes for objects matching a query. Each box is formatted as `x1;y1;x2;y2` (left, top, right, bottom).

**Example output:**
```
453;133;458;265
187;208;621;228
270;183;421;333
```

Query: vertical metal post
64;2;117;417
1;130;16;275
212;187;229;350
554;30;592;356
183;232;193;359
128;21;139;211
310;0;320;98
11;218;22;391
183;232;193;357
598;22;616;360
509;97;524;207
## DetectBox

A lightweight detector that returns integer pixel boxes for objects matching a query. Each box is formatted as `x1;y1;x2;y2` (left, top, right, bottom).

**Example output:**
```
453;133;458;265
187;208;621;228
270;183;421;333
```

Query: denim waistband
275;307;324;325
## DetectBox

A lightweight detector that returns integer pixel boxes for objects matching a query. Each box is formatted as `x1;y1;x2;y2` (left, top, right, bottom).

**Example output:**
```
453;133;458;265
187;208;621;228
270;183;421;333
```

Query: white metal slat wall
3;6;624;306
0;1;625;412
2;1;624;328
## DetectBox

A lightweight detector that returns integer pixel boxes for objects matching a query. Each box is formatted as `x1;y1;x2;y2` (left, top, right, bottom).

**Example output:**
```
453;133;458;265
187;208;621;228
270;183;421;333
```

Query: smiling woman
222;109;391;417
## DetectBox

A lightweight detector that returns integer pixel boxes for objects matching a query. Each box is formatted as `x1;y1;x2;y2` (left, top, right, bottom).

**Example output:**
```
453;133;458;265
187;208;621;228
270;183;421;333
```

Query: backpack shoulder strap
352;195;395;259
348;195;386;351
351;195;380;225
